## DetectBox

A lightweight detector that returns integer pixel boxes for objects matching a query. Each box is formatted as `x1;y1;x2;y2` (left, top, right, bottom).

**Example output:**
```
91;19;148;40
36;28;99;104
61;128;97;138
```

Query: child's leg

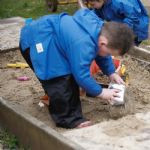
19;46;46;91
41;75;88;128
134;37;142;46
19;46;90;128
19;45;34;71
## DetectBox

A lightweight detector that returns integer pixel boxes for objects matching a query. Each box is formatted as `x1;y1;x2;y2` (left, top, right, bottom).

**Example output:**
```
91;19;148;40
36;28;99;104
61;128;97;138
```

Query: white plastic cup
109;83;125;106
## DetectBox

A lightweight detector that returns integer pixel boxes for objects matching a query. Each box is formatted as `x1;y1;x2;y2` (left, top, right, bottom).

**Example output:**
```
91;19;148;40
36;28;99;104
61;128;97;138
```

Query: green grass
141;39;150;45
0;128;25;150
0;0;78;19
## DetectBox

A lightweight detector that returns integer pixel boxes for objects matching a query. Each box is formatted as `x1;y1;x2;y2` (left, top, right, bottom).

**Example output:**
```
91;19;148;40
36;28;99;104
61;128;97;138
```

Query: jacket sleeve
20;25;31;51
95;55;115;76
67;38;102;97
112;0;140;30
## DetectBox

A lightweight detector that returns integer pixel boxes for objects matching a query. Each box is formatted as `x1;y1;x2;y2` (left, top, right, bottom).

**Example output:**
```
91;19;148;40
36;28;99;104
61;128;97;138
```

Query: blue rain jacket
20;8;115;96
95;0;149;41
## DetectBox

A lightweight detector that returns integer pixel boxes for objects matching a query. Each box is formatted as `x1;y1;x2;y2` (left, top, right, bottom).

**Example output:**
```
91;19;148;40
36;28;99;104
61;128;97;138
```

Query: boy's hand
109;73;125;85
98;88;120;101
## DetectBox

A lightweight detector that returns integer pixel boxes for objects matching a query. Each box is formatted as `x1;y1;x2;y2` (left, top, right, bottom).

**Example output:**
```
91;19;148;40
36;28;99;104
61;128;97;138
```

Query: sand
63;112;150;150
0;50;150;134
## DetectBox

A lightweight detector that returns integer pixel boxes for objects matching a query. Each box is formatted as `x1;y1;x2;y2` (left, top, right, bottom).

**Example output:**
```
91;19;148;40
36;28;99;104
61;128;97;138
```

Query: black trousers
19;46;86;128
134;37;142;46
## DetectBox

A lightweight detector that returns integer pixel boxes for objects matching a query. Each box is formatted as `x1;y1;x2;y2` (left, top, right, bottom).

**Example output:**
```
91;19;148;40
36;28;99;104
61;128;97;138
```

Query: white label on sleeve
36;43;44;53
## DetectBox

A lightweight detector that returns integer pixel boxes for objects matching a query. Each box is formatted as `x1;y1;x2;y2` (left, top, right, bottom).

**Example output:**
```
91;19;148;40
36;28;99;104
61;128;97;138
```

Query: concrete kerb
0;17;24;52
129;46;150;61
0;97;84;150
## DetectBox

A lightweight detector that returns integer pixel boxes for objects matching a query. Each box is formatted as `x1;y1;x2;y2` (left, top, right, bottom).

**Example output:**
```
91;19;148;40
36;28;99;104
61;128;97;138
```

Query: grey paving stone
0;17;24;52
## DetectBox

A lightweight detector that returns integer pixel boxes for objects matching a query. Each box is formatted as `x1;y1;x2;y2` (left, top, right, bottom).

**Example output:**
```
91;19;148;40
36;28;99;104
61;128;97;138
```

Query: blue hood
73;8;104;46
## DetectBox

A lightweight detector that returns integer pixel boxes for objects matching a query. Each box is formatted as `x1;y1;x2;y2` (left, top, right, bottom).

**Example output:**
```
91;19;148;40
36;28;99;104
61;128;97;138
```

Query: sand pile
0;50;150;132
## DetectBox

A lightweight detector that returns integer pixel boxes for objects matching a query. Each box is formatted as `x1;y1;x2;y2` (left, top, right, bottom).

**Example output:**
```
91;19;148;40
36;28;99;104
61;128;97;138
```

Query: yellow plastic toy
7;62;29;69
119;64;129;85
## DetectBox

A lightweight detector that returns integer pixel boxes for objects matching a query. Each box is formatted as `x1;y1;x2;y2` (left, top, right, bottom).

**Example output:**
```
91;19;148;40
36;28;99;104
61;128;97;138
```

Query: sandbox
0;48;150;149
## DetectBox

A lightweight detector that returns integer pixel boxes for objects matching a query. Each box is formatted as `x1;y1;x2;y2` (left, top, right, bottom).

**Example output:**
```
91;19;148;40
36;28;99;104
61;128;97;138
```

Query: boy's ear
98;36;108;46
101;41;107;45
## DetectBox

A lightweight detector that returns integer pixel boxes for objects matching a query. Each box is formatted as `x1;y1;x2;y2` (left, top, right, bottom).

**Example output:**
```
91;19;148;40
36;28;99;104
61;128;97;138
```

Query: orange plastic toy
41;94;49;105
90;58;121;76
90;61;100;75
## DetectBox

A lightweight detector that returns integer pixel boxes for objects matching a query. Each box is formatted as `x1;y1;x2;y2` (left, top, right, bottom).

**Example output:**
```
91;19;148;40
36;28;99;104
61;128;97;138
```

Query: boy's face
89;0;104;9
98;36;121;57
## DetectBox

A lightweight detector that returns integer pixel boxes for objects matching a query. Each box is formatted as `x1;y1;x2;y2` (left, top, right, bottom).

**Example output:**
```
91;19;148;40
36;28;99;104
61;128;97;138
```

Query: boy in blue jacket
88;0;149;46
20;8;134;128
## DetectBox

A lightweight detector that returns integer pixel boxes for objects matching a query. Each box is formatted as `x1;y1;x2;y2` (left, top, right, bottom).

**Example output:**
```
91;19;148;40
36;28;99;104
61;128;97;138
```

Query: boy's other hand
98;88;120;101
109;73;125;85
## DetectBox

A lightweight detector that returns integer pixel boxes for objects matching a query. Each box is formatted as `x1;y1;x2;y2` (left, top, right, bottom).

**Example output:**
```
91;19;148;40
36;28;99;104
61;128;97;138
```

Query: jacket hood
73;8;104;45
